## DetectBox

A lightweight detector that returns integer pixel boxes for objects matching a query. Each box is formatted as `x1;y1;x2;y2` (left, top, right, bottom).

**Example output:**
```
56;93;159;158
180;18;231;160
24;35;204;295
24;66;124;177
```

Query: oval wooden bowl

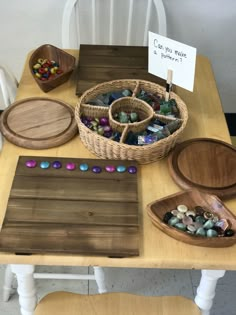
168;138;236;198
147;189;236;247
29;44;76;92
0;97;78;149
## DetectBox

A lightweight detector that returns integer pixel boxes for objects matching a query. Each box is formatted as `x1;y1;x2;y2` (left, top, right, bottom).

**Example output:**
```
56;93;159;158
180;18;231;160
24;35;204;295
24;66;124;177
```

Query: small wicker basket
75;79;188;164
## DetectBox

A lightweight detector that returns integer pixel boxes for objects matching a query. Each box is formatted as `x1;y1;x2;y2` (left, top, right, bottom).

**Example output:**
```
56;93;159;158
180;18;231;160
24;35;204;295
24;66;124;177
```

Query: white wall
0;0;235;112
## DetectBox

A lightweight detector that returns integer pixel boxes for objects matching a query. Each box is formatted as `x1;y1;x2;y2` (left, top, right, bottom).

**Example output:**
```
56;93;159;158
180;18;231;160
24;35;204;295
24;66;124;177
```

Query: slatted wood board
76;44;166;95
0;156;139;257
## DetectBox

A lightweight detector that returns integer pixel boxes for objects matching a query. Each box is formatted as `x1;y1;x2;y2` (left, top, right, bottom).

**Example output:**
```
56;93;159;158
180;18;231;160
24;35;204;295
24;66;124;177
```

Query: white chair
61;0;167;49
1;63;106;302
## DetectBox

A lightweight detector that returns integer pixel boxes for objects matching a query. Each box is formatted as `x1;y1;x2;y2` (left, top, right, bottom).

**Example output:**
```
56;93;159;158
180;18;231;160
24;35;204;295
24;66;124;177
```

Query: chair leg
3;265;16;302
93;266;107;293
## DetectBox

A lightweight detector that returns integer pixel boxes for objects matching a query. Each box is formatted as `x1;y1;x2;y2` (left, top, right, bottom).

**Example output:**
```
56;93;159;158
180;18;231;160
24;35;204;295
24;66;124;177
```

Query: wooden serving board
0;97;78;149
76;44;167;95
168;138;236;198
0;156;139;257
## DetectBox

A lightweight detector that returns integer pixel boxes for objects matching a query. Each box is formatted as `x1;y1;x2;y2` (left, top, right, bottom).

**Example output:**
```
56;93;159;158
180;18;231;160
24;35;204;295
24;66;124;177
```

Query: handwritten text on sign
148;32;197;91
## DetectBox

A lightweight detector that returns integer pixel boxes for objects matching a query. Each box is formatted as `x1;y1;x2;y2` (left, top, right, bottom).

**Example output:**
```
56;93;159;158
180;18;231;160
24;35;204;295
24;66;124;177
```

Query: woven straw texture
75;79;188;164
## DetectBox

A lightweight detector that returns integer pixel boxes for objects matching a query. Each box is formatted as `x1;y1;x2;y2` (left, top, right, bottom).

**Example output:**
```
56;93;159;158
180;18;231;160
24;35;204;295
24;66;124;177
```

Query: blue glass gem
79;163;89;171
66;162;76;170
92;166;102;173
52;161;62;169
105;165;116;173
116;165;126;173
25;160;37;168
127;166;137;174
40;161;50;169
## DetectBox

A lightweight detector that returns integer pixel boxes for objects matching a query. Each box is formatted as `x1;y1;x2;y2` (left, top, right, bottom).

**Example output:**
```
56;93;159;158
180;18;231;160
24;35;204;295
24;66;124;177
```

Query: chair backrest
0;65;18;108
0;65;18;150
62;0;167;49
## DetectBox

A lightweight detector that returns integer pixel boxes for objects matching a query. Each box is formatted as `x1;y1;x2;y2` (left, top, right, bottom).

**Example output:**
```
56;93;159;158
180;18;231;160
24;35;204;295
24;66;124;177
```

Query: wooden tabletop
0;50;235;270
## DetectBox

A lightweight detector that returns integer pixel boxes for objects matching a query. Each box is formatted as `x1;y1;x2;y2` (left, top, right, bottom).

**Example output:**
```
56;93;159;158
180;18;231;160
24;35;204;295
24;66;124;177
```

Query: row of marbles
25;160;137;174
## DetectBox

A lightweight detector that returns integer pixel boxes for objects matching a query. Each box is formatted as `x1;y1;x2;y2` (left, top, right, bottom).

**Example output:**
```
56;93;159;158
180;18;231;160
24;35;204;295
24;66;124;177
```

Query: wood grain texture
0;50;236;270
0;156;139;256
147;189;236;247
0;98;78;149
34;292;201;315
168;138;236;198
76;45;167;95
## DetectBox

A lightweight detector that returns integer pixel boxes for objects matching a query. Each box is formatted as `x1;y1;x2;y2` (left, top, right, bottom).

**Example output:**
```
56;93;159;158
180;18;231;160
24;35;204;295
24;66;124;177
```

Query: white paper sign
148;32;197;91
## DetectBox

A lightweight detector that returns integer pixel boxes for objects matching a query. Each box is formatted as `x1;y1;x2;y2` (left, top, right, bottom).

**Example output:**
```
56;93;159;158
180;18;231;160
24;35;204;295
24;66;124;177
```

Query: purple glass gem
25;160;37;168
66;162;76;170
52;161;62;169
99;117;109;126
92;166;102;173
105;165;116;173
127;166;137;174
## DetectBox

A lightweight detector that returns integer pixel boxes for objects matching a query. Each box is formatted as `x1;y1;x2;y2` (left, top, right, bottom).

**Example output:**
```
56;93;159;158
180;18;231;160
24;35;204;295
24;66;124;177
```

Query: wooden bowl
147;189;236;247
29;44;76;92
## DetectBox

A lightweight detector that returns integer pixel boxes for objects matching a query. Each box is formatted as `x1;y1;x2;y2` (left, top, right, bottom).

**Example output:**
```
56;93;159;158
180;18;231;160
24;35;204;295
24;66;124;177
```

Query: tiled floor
0;265;235;315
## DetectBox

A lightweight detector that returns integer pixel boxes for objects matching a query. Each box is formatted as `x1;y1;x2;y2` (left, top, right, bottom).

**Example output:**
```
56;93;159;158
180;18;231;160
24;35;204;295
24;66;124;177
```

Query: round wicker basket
75;79;188;164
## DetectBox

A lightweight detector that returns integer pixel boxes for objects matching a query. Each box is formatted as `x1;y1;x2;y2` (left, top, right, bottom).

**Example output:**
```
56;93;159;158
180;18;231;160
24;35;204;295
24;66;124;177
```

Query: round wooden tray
168;138;236;198
0;97;78;149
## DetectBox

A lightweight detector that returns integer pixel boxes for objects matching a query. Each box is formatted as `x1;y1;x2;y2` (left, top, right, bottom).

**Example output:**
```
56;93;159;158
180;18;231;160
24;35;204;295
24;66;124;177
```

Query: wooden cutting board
76;44;167;95
0;97;78;149
0;156;139;257
168;138;236;198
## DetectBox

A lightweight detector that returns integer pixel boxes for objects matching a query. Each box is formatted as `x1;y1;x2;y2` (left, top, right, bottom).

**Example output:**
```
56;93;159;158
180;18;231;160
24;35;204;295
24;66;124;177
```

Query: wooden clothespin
165;69;173;101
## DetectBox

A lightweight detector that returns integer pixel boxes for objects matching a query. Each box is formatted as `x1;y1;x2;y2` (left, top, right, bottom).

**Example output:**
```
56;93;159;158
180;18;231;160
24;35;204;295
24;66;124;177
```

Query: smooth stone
163;212;173;224
224;229;235;237
204;211;214;220
212;215;219;223
174;222;187;231
168;216;180;226
52;161;62;169
105;165;116;173
203;219;214;230
177;204;188;213
186;210;196;217
66;162;76;170
207;229;218;237
79;163;89;171
25;160;37;168
171;209;179;216
196;227;206;237
182;216;193;225
127;166;137;174
187;224;197;232
40;161;50;169
177;212;185;220
195;215;206;224
92;166;102;173
116;165;126;173
194;206;205;215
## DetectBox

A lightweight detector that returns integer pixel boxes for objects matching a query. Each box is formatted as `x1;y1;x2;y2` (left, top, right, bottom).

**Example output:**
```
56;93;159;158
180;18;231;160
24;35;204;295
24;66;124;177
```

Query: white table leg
3;264;16;302
10;264;37;315
93;266;107;293
194;269;226;315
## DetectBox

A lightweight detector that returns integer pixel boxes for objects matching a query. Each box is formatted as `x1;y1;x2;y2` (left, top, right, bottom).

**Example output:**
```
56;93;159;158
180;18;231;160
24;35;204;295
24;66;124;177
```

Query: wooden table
0;50;235;315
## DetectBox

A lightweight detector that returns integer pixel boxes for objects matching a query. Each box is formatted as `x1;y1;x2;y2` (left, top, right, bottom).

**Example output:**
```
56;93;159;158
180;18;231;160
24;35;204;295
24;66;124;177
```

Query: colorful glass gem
92;166;102;173
79;163;89;171
25;160;37;168
52;161;62;169
127;166;137;174
116;165;126;173
66;162;76;170
40;161;50;169
105;165;116;173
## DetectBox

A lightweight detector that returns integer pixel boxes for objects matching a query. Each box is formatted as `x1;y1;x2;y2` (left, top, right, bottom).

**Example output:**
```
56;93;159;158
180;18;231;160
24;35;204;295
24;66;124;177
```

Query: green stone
130;112;138;122
203;219;214;230
168;216;180;226
119;112;129;123
174;222;187;231
196;227;206;237
206;229;218;237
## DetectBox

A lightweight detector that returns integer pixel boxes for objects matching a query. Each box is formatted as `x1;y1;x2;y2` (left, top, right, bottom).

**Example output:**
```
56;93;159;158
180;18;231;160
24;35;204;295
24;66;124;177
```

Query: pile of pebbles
163;205;234;237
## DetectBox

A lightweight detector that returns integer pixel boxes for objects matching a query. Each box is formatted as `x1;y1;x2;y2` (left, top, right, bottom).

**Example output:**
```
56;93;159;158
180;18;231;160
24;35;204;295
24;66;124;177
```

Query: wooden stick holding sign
165;69;173;101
